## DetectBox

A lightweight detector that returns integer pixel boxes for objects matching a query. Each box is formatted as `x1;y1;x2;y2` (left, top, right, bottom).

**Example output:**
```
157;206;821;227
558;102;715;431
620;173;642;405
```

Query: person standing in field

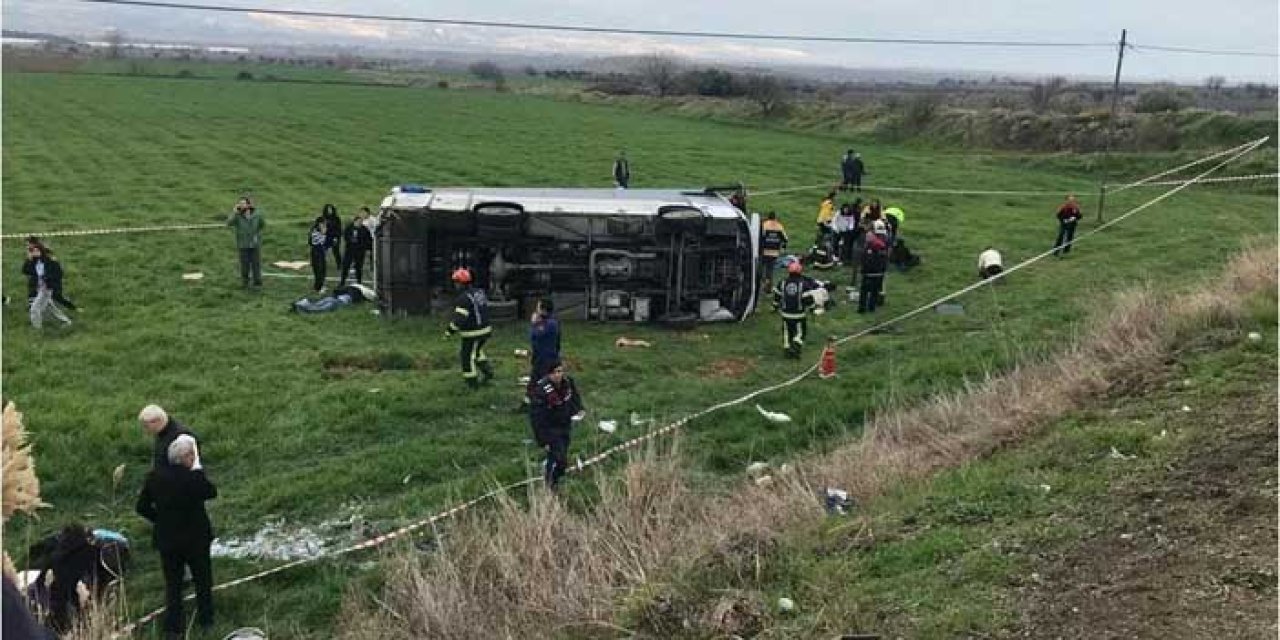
772;261;819;359
833;201;861;264
526;298;561;402
446;267;494;388
815;191;836;244
22;239;74;329
759;211;789;293
138;404;198;471
529;359;586;490
339;207;373;286
321;204;343;275
136;435;217;638
858;231;889;314
308;217;328;293
1053;194;1082;257
226;196;264;288
613;150;631;189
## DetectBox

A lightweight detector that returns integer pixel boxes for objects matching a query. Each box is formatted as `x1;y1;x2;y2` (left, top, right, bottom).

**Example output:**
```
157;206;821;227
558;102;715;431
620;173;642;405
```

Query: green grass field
1;69;1275;638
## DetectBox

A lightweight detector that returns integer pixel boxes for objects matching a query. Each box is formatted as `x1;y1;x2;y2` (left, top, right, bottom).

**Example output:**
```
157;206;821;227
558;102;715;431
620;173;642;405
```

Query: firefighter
529;359;586;490
760;211;789;292
445;267;494;387
772;261;819;359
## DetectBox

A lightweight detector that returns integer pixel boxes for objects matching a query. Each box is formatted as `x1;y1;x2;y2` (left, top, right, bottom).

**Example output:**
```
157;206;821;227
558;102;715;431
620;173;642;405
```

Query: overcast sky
4;0;1277;82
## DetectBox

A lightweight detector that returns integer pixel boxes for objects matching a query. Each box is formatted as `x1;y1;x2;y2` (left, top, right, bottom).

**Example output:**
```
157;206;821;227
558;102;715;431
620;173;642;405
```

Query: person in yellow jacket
815;191;836;244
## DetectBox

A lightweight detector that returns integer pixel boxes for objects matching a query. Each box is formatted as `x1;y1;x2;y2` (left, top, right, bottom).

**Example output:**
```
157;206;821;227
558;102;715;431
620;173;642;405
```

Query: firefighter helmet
451;268;472;284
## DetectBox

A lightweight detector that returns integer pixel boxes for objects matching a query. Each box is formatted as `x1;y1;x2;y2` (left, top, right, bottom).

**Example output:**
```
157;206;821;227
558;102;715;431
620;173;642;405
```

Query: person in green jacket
226;196;265;287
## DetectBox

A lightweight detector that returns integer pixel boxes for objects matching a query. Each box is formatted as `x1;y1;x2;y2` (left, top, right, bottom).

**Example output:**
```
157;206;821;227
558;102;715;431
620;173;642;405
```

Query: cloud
246;13;399;40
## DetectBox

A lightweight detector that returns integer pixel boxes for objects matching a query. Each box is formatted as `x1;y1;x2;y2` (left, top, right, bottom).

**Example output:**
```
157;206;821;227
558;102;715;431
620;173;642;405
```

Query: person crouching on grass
136;435;217;639
22;238;74;329
529;360;586;490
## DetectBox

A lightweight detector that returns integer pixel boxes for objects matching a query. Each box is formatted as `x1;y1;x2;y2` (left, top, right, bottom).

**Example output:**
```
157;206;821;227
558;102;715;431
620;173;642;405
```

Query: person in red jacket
1053;194;1082;257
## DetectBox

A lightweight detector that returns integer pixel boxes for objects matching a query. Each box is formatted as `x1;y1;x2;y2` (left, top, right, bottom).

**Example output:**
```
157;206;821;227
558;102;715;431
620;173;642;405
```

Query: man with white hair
136;435;217;637
978;246;1004;280
138;405;197;470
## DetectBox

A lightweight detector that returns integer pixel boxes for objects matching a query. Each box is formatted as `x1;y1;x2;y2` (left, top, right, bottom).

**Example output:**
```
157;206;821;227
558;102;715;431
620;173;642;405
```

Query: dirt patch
1007;367;1278;639
698;357;757;379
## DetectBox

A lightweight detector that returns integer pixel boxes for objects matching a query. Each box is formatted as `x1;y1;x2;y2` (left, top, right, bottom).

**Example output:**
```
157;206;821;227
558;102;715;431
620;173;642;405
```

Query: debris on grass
755;404;792;424
934;302;964;315
181;272;204;281
1108;446;1136;461
629;412;653;428
698;357;755;379
825;487;852;514
598;420;617;433
1247;332;1262;341
776;597;795;613
271;261;309;270
211;504;369;561
615;336;653;348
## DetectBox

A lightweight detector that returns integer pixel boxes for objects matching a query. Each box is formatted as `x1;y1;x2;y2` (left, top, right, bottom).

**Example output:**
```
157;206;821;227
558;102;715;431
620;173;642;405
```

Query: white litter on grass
272;260;310;270
755;404;792;424
1108;446;1136;461
1038;484;1052;493
777;597;795;613
513;349;529;357
745;461;769;476
211;505;368;562
597;419;617;433
754;475;774;487
1248;332;1262;341
367;388;382;394
629;412;653;428
1181;405;1191;412
181;272;204;281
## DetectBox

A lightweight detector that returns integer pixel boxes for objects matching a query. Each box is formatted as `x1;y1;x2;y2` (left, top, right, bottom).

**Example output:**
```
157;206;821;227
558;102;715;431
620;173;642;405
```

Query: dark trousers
328;242;343;274
837;231;858;263
237;247;262;286
310;246;327;291
460;335;492;381
160;543;213;634
859;275;884;312
536;427;570;488
782;316;806;356
1054;222;1077;255
339;248;367;285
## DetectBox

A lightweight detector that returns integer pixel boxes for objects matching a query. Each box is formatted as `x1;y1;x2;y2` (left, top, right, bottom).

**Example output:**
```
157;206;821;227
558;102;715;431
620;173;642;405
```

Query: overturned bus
375;185;759;324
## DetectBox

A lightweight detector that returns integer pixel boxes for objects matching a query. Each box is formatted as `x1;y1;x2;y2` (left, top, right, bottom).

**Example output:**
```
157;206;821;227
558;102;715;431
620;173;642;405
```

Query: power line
71;0;1116;49
1130;44;1279;59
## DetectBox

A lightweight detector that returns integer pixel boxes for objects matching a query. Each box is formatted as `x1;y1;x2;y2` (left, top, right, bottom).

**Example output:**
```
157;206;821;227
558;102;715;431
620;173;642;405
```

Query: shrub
436;80;449;89
1135;88;1187;114
235;70;254;81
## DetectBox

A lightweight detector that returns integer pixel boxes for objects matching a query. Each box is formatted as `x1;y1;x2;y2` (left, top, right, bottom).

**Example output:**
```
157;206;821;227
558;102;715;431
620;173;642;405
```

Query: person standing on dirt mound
529;359;585;490
445;267;494;388
226;196;264;288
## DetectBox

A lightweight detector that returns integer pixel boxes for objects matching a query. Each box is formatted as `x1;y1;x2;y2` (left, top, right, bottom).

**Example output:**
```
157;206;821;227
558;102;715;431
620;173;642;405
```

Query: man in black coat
321;203;343;274
136;435;217;638
339;208;374;286
138;404;198;470
529;360;586;489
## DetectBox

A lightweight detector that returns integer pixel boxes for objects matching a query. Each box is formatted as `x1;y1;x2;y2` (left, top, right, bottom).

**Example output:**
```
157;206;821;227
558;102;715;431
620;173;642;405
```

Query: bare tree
743;74;790;117
1204;75;1226;96
1027;76;1067;114
103;29;126;59
635;55;680;97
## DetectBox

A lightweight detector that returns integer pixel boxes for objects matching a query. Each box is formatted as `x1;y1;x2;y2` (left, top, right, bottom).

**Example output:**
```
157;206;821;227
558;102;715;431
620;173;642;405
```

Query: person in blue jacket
524;298;561;406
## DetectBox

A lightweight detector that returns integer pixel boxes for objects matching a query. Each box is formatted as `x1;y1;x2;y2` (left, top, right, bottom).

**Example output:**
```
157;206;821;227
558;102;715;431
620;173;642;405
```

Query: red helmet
787;261;803;275
451;268;472;284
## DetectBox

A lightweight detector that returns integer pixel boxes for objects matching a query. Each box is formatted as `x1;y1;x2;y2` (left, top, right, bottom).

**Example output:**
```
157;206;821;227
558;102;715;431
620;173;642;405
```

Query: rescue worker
759;211;789;292
806;240;838;271
445;267;494;388
612;150;631;189
529;360;586;490
815;191;836;244
523;298;561;409
772;261;820;358
858;232;889;314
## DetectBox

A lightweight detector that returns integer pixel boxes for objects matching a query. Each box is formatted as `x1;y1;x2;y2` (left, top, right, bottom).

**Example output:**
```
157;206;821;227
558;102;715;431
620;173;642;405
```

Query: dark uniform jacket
136;465;217;553
152;419;197;470
772;274;819;319
761;220;789;257
448;287;492;337
343;222;372;253
22;257;75;309
530;375;584;437
861;242;889;276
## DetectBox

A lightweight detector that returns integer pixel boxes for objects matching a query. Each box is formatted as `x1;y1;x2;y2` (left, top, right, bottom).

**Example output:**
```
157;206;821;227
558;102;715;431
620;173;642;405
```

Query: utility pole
1096;28;1128;222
